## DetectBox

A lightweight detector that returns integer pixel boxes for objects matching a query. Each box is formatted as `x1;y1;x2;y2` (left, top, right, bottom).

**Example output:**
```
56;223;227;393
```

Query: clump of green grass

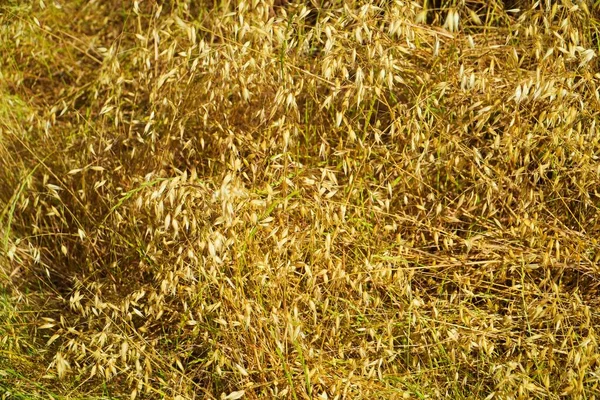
2;0;600;399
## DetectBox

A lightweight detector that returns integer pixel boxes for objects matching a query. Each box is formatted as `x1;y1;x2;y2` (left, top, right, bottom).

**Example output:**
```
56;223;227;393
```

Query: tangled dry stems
1;0;600;398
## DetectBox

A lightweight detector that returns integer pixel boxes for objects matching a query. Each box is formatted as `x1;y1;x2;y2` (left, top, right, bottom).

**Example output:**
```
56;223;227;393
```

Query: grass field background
2;0;600;398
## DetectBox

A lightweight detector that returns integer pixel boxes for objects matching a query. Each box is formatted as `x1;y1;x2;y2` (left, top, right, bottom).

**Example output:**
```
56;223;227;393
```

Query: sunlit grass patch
2;0;600;398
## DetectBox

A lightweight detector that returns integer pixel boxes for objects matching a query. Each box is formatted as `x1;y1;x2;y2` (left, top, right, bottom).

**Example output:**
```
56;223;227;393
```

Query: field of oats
1;0;600;398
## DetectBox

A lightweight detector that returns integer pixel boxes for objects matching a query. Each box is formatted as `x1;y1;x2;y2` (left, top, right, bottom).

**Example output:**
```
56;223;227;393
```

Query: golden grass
1;0;600;398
